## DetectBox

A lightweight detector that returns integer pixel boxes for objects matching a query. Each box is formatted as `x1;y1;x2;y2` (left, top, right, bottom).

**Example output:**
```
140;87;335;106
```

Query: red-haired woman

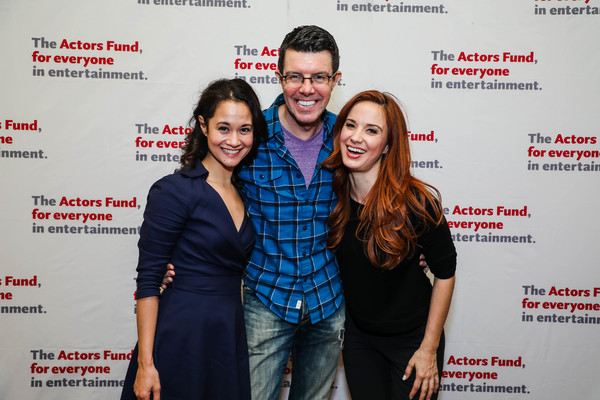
322;91;456;400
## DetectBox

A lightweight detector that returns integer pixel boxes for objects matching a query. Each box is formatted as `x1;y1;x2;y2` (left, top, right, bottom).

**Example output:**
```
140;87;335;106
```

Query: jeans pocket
241;283;257;305
242;282;255;292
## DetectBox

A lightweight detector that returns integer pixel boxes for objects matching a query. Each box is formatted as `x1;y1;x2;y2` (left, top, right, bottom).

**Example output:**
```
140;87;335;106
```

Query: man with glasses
162;25;345;399
237;25;345;400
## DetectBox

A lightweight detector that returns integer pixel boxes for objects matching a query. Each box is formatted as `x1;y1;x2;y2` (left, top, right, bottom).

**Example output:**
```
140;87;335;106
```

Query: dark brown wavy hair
322;90;443;269
180;78;267;183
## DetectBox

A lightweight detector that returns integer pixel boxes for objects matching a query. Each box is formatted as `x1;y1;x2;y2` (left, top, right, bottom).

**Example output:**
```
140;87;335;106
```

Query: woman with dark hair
322;90;456;400
121;78;268;400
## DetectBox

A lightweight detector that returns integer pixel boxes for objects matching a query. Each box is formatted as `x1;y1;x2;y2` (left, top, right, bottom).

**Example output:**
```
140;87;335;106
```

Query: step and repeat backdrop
1;0;599;399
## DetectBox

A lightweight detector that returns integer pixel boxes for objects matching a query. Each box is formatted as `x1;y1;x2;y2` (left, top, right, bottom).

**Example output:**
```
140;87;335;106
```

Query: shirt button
296;173;302;179
302;251;307;257
303;226;308;231
259;174;265;179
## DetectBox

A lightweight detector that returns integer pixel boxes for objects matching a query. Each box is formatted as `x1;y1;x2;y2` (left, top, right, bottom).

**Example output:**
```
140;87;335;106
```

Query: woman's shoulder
404;184;443;229
154;163;207;186
147;164;210;204
409;183;440;208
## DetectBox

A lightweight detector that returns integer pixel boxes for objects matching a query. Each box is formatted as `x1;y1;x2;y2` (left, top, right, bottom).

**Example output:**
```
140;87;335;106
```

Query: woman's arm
404;275;455;400
133;296;161;400
132;176;192;399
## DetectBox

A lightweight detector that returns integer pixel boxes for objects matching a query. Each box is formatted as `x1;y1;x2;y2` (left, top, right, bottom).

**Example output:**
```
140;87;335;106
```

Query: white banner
1;1;599;399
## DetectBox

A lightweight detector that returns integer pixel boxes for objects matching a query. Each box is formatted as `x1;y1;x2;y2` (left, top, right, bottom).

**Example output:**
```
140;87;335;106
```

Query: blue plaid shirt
238;94;343;324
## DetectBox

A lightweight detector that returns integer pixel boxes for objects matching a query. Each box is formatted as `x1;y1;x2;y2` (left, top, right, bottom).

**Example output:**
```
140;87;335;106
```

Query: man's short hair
278;25;340;74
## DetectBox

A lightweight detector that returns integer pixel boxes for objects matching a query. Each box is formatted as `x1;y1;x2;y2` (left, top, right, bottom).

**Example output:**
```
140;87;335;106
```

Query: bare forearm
136;296;159;367
420;275;455;352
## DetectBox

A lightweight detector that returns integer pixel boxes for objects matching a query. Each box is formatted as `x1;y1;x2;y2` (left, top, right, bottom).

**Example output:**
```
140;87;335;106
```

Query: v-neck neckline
204;181;247;233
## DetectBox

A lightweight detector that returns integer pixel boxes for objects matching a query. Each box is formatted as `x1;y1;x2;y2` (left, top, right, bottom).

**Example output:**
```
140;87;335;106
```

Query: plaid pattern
238;94;343;324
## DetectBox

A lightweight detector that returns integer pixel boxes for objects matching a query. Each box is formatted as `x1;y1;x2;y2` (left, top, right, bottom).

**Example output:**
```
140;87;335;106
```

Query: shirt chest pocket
239;168;285;200
254;168;284;185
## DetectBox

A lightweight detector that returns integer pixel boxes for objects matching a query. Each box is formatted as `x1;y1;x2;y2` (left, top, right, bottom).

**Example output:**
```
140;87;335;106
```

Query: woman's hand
404;275;455;399
133;364;161;400
403;346;438;400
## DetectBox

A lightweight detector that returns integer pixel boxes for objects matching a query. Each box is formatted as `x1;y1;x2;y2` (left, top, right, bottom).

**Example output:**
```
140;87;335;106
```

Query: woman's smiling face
201;100;254;171
339;101;389;176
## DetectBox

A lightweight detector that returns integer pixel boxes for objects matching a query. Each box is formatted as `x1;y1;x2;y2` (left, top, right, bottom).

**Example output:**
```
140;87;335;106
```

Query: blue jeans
243;284;345;400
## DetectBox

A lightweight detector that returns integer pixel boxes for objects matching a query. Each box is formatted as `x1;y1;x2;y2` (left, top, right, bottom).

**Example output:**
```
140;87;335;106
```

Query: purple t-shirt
281;124;324;187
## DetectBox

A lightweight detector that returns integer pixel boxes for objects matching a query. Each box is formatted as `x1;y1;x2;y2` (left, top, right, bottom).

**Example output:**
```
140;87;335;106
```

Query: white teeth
347;146;366;154
297;100;316;108
222;148;241;155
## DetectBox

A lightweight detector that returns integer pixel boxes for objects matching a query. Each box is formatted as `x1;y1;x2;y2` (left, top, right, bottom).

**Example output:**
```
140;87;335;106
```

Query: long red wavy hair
322;90;443;269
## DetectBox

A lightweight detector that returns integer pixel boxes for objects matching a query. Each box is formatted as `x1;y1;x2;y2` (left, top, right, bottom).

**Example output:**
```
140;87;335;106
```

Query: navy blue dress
121;162;254;400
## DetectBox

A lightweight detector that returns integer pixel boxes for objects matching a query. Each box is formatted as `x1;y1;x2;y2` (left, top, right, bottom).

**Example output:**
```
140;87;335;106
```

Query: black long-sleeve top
336;198;457;334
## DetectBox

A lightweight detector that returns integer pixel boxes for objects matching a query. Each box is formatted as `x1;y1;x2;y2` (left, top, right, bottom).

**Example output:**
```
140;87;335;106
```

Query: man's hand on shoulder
161;263;175;290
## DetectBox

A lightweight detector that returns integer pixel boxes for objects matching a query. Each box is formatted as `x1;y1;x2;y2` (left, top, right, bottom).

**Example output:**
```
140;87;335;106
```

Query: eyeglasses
280;73;335;86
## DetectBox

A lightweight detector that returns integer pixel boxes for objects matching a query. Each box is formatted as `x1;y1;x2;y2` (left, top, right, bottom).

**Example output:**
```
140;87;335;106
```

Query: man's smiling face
277;49;340;133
